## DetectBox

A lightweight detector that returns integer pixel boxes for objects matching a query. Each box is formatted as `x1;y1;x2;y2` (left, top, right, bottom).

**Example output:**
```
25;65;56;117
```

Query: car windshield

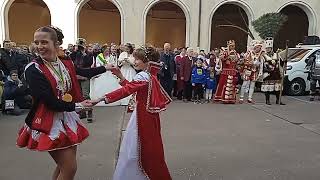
287;49;311;62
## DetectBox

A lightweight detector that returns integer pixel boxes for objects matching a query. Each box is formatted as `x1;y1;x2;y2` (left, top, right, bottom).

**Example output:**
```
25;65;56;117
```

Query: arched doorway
211;4;249;53
146;2;186;49
274;5;309;49
79;0;121;45
8;0;50;45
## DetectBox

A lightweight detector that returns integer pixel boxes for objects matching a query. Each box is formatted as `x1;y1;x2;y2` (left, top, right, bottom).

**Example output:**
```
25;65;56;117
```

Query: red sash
31;59;83;134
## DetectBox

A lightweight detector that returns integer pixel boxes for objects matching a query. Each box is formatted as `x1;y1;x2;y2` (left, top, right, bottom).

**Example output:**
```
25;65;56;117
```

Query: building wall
200;0;320;51
146;9;186;48
8;2;50;45
79;9;121;45
0;0;319;50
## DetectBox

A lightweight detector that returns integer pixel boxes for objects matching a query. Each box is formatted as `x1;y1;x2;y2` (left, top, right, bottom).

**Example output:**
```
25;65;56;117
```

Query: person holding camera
2;70;31;115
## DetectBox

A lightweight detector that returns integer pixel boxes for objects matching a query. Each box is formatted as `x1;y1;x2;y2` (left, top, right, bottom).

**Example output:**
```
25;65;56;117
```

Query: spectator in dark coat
0;40;18;76
159;43;176;97
180;47;196;101
0;70;4;107
2;70;32;115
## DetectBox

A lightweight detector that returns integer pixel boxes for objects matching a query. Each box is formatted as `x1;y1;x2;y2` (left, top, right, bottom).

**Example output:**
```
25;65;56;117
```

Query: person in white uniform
90;44;121;106
118;43;137;105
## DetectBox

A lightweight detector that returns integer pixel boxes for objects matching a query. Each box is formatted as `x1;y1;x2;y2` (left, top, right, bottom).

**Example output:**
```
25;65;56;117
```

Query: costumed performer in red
214;40;240;104
91;46;172;180
16;26;113;180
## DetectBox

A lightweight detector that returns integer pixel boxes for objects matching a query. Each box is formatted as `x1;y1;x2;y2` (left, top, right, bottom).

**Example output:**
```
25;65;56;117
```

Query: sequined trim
146;72;172;113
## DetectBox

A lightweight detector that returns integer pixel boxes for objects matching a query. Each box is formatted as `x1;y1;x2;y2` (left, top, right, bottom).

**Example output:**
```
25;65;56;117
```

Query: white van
284;45;320;95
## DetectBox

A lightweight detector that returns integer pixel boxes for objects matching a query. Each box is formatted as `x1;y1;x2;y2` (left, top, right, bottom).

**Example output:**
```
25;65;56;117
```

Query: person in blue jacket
205;66;217;103
191;58;207;104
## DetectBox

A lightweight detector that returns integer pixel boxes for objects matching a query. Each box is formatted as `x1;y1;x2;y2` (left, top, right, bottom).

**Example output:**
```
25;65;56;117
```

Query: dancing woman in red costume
16;26;111;180
92;46;172;180
214;40;240;104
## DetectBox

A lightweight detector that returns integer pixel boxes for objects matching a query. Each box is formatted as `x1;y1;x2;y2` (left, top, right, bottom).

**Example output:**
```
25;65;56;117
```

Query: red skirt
214;69;237;104
16;111;89;151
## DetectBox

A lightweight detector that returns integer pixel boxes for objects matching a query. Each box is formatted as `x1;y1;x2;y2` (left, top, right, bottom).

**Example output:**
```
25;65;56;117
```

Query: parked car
283;45;320;96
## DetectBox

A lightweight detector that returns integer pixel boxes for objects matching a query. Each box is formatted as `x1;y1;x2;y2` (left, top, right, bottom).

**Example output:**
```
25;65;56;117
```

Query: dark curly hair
125;43;134;54
133;45;160;63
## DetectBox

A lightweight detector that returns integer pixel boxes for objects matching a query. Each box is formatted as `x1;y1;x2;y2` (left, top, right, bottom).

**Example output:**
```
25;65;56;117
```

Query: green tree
252;13;288;39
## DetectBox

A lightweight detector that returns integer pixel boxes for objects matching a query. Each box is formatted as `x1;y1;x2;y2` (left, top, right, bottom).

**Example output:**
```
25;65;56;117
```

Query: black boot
79;111;87;119
276;99;286;105
310;97;315;101
276;91;285;105
265;93;271;105
87;109;93;123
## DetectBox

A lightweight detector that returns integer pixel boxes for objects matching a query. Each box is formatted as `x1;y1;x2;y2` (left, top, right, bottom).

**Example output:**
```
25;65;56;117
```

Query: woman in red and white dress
92;46;172;180
16;26;111;180
214;40;240;104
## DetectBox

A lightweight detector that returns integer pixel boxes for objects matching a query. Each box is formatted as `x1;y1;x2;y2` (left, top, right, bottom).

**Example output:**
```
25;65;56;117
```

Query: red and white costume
214;44;239;104
239;41;264;102
106;64;172;180
16;58;90;151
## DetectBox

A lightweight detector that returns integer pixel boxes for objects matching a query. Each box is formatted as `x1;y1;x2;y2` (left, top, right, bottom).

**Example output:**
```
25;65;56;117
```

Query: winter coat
206;70;216;90
0;49;18;76
191;67;206;84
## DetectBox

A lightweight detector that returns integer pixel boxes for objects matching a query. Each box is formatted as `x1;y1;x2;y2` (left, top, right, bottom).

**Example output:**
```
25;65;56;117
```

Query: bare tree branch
216;25;255;39
238;7;255;40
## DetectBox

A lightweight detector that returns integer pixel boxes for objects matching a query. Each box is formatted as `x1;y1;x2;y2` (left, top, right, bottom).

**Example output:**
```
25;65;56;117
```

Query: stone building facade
0;0;319;52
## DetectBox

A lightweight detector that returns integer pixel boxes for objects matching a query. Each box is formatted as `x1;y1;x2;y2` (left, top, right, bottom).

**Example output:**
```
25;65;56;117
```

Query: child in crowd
203;53;218;103
205;66;216;103
191;58;207;104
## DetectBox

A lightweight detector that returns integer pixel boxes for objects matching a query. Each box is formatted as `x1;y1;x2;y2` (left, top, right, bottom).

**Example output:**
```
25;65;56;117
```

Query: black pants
183;81;193;101
177;90;183;100
160;78;173;97
310;79;320;95
265;91;280;103
193;83;204;101
173;80;177;97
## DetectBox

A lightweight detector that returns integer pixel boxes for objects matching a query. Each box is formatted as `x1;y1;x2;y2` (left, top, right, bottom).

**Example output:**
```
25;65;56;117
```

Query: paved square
0;93;320;180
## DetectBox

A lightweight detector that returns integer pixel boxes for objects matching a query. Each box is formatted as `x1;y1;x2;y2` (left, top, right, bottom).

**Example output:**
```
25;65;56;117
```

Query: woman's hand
80;100;93;108
105;63;115;71
89;97;105;106
75;100;93;112
111;67;125;80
